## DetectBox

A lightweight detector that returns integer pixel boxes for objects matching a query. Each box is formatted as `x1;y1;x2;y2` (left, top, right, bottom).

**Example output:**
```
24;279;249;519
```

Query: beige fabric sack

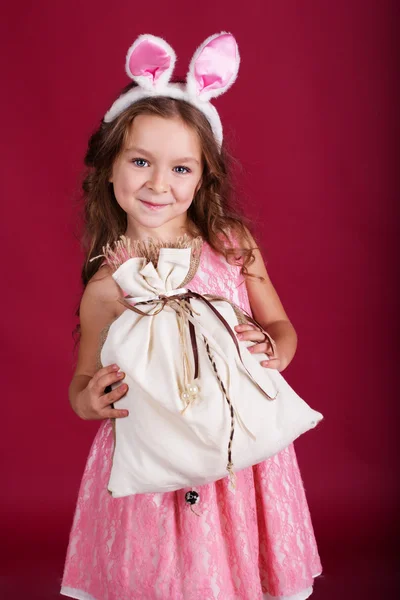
99;242;323;497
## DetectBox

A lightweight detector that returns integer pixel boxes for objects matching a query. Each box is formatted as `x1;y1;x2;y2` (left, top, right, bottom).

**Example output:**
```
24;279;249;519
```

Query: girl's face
110;114;203;240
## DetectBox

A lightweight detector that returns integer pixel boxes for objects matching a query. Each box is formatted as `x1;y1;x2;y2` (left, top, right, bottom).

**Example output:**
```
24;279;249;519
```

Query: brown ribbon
119;290;277;402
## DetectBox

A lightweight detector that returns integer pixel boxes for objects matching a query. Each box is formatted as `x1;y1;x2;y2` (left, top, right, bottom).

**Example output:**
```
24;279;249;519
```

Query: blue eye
174;166;191;174
132;159;149;167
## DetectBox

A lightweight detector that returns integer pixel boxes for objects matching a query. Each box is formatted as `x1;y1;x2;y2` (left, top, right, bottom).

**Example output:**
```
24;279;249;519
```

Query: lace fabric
61;241;322;600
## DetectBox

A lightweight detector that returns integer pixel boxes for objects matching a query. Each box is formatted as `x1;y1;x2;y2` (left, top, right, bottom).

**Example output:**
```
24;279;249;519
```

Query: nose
146;167;169;194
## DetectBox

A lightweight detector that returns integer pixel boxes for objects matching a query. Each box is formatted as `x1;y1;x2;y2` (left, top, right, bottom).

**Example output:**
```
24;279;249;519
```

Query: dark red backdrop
1;1;398;598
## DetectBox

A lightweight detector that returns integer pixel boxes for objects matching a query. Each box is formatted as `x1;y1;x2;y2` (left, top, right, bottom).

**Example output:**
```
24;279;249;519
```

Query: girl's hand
75;364;129;420
235;324;281;370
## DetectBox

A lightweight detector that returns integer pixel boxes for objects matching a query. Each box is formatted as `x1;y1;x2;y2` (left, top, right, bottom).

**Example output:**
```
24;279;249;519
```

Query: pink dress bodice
61;242;321;600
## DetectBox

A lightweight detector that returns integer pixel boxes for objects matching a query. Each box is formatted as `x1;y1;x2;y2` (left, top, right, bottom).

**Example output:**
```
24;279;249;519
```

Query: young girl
61;33;322;600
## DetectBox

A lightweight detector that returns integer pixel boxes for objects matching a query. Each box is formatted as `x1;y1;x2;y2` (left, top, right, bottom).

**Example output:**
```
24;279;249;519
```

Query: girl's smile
139;199;172;210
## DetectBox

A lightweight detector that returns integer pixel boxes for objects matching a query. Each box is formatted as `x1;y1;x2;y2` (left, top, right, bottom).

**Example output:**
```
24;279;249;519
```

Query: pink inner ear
194;34;237;94
128;40;171;83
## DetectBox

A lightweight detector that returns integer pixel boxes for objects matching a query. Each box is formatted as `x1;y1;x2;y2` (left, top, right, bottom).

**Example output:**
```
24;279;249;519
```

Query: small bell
185;490;200;506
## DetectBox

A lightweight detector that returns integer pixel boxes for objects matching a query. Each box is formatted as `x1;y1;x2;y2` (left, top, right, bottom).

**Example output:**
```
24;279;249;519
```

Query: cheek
114;168;142;195
174;178;200;204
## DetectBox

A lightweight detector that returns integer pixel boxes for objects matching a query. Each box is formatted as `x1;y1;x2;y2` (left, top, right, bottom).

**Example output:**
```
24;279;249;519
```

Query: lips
140;200;170;210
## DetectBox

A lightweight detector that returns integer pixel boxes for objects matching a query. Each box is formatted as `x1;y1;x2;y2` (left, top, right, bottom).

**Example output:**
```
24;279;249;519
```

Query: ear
125;34;176;92
186;32;240;102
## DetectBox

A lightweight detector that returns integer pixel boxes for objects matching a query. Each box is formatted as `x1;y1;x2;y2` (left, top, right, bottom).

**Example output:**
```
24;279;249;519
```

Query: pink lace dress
61;242;322;600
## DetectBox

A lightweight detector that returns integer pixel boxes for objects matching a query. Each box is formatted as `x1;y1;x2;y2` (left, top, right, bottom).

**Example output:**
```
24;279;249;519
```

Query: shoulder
231;223;268;280
229;223;256;248
80;264;125;320
223;223;257;252
226;224;261;269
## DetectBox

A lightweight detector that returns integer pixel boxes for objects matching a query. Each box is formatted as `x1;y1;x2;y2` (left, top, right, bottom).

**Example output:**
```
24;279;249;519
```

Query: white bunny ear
125;34;176;92
186;32;240;102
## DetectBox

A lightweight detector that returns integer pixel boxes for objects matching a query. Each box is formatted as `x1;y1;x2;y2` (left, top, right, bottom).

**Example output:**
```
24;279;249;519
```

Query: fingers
100;370;126;391
235;324;266;344
261;357;281;371
92;363;120;380
235;325;277;361
98;384;129;419
102;382;129;407
90;364;126;394
235;324;256;333
90;365;119;391
102;406;130;419
92;364;130;419
248;342;273;356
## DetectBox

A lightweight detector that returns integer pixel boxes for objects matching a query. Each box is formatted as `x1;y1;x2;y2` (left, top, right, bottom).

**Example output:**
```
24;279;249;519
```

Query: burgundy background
1;1;398;598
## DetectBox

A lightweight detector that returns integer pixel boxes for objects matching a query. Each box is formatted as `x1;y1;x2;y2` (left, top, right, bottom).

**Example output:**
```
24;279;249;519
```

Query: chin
132;214;176;229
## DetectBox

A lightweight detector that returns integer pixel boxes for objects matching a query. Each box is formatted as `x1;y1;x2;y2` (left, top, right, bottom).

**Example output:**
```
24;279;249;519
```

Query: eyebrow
124;146;200;165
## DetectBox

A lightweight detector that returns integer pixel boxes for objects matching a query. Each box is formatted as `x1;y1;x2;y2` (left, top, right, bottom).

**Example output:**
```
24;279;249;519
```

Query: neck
125;215;194;243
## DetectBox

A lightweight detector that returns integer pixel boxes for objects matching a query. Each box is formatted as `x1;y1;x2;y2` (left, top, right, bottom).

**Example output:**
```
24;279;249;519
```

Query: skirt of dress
61;420;321;600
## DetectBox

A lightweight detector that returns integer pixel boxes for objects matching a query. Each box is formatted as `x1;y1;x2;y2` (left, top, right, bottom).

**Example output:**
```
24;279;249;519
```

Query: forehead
124;114;202;158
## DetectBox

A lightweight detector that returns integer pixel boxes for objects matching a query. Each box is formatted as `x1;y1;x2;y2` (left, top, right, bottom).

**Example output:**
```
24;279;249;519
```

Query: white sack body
100;246;323;497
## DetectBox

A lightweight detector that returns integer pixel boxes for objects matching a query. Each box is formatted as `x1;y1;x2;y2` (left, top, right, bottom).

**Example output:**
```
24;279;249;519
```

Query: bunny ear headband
103;32;240;146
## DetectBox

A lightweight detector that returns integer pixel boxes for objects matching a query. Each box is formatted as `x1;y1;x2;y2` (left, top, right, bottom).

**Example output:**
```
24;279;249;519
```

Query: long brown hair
73;82;258;339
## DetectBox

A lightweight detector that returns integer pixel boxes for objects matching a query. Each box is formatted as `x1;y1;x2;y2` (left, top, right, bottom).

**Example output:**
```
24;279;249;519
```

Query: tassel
226;462;237;489
90;234;203;270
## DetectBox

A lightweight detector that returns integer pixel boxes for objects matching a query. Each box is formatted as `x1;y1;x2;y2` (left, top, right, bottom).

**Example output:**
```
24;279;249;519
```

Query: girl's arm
69;267;130;420
237;229;298;372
